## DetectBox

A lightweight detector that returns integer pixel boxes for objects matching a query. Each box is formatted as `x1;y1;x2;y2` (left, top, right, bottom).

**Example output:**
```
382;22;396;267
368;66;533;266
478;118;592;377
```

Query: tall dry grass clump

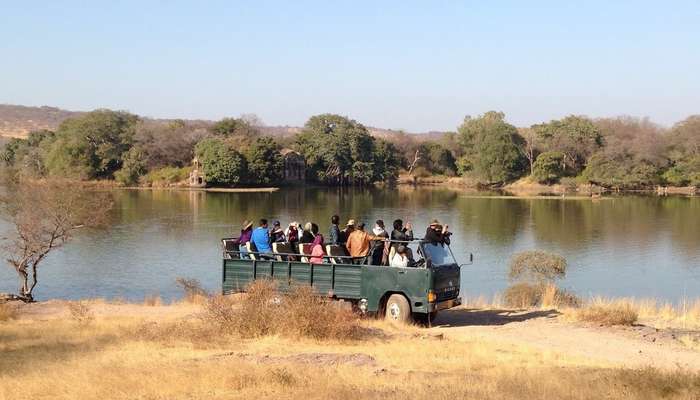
573;299;639;326
68;301;94;326
0;301;19;321
202;280;363;341
504;250;579;309
175;277;208;304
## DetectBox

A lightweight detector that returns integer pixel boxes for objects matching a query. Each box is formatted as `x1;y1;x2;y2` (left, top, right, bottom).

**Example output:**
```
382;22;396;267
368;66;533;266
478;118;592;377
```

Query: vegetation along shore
1;104;699;193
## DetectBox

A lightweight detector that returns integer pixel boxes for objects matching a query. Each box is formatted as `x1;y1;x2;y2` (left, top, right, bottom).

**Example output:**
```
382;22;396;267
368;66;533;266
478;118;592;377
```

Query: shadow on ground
434;308;560;327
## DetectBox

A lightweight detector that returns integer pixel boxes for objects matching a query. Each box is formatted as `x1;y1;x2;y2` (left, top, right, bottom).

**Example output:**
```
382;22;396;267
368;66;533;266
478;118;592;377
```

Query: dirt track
432;307;700;371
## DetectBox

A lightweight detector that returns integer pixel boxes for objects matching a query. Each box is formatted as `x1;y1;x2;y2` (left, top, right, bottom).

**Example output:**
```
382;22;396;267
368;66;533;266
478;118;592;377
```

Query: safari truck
221;239;470;323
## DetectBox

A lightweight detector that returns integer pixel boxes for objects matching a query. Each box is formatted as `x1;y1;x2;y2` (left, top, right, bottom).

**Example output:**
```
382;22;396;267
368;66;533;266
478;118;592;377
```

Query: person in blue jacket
251;219;272;254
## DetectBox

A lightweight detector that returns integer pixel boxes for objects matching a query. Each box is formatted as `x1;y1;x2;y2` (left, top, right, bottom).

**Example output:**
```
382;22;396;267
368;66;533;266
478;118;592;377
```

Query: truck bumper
430;297;461;312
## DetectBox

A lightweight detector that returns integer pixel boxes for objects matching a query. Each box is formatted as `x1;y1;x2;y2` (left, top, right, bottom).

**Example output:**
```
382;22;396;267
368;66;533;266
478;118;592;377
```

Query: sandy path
432;307;700;371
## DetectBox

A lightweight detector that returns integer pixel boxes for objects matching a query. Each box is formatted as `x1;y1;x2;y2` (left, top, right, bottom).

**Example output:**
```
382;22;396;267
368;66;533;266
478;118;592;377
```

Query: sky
1;1;699;132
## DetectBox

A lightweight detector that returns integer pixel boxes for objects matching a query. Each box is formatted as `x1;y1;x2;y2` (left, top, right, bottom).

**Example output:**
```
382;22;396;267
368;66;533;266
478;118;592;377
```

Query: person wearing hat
270;220;286;243
340;219;355;246
425;219;451;245
237;220;253;259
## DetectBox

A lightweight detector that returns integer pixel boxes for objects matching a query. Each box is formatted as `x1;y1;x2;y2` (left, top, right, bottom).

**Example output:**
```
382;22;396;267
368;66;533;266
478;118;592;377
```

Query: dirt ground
13;301;700;372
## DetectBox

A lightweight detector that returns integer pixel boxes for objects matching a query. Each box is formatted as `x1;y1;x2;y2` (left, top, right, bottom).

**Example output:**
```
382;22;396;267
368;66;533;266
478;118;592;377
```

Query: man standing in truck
346;223;385;264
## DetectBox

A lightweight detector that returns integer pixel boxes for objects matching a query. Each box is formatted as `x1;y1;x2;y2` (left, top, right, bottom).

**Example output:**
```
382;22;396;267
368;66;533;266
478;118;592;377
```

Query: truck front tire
385;294;411;324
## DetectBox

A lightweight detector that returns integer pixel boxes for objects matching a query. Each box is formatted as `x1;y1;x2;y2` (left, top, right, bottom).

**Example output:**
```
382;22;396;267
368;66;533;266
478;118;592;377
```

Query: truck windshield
422;243;456;266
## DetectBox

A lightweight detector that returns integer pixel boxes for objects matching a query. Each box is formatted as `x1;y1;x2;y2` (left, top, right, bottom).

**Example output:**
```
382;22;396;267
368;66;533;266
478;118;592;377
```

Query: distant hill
0;104;446;142
0;104;82;138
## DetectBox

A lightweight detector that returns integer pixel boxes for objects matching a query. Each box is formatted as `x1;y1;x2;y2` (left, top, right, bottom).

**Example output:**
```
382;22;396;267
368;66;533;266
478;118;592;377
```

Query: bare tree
407;149;422;176
517;127;539;176
1;180;113;302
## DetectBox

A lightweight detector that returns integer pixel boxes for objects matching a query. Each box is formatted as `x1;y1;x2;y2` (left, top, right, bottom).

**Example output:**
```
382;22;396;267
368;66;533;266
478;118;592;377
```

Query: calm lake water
1;187;698;303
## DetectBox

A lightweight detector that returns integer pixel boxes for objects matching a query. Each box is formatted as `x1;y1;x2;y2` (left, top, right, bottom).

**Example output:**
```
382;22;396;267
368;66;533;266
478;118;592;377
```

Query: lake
1;187;698;303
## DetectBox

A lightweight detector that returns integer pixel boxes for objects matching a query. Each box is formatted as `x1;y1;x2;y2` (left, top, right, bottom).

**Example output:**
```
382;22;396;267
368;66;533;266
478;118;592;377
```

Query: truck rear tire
385;294;411;324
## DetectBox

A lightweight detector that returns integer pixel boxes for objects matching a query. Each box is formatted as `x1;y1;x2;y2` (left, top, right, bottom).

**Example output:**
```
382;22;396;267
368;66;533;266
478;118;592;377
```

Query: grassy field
1;294;700;400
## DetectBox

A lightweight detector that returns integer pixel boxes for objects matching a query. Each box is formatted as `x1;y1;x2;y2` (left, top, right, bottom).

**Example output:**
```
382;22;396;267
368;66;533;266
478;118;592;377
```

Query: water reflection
0;187;698;302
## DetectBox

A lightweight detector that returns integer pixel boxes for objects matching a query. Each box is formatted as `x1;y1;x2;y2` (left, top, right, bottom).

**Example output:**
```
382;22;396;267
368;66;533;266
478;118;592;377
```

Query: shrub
509;250;567;283
176;277;209;303
143;166;191;186
574;301;638;326
503;283;542;308
532;151;566;184
201;280;364;341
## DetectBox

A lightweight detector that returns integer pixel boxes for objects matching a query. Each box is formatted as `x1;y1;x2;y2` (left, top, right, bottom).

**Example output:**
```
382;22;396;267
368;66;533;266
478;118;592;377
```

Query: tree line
2;109;699;189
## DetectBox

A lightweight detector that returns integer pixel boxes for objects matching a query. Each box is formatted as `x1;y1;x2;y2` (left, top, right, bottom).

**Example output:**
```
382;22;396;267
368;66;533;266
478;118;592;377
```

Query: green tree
663;116;700;187
114;146;148;185
457;111;525;184
44;110;139;179
195;138;247;186
372;139;401;183
295;114;384;185
582;152;660;189
211;117;258;138
532;115;602;173
246;136;284;184
532;151;566;184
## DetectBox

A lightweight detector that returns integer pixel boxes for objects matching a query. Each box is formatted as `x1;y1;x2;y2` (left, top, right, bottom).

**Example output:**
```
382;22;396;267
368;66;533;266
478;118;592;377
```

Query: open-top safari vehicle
221;239;471;324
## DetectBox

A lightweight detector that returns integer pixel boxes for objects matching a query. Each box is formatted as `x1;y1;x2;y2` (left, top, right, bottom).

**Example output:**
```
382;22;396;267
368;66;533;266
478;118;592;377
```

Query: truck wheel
385;294;411;324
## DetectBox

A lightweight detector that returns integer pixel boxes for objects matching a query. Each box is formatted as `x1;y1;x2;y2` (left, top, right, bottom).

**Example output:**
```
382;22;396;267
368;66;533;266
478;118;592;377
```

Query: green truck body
222;241;464;322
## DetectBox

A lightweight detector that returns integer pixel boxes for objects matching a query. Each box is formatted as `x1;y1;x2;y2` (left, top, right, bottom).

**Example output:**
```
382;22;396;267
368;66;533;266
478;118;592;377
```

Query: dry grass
1;302;699;399
503;283;580;309
143;294;162;307
176;277;209;304
0;301;19;321
67;300;94;326
573;300;639;326
201;281;364;341
509;250;567;283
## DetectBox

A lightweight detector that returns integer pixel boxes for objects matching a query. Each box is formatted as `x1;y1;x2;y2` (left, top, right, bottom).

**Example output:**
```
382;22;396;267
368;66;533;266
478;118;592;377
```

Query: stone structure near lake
281;149;306;183
188;157;206;188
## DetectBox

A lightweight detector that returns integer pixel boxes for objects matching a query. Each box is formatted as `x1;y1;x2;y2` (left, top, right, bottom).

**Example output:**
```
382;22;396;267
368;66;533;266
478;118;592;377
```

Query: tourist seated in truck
390;219;414;245
309;235;326;264
311;223;324;246
270;220;286;243
346;222;385;264
425;219;451;245
237;220;253;259
329;215;341;245
299;222;315;244
251;219;272;254
371;219;389;265
390;245;410;268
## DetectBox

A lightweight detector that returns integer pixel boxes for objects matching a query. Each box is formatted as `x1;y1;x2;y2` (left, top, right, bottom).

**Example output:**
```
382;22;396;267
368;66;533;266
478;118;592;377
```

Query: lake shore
2;299;699;399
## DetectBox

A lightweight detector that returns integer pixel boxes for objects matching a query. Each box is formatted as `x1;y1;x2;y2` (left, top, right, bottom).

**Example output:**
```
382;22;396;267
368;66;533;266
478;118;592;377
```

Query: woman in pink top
309;236;326;264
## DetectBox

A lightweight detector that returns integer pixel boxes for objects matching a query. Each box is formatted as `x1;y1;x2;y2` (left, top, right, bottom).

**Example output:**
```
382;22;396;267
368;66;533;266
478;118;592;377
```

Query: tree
195;138;247;186
114;146;148;185
372;139;402;183
457;111;526;184
246;136;284;184
294;114;381;185
532;115;602;173
532;151;566;184
1;180;112;302
44;110;139;179
663;116;700;186
134;120;209;170
582;152;660;189
211;117;258;138
517;127;540;175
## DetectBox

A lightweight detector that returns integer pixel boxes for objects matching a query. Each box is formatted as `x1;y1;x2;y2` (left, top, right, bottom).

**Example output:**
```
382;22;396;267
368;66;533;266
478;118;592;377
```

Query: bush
574;301;638;326
532;151;566;184
142;166;191;186
509;250;567;283
503;283;580;309
195;138;247;186
201;280;363;341
68;301;94;326
176;277;209;303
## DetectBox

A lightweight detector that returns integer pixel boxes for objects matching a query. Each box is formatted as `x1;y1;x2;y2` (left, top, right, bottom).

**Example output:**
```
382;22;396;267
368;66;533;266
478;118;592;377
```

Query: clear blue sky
1;1;698;131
